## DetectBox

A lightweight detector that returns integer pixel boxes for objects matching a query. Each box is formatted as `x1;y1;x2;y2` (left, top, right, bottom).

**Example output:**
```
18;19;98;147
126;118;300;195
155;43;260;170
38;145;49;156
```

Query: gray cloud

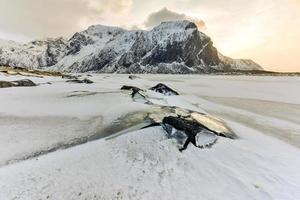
143;8;206;30
0;0;132;40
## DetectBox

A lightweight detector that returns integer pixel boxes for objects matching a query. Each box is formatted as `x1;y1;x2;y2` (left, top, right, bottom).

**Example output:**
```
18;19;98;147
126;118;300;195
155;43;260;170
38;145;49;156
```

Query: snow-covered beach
0;73;300;200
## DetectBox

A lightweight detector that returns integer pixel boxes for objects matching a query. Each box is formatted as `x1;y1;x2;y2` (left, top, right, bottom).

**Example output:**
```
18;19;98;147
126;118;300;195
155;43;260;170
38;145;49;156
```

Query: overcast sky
0;0;299;72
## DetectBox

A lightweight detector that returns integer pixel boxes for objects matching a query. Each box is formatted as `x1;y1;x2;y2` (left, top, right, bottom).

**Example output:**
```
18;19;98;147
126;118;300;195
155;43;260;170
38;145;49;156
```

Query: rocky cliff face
0;20;263;73
0;38;67;69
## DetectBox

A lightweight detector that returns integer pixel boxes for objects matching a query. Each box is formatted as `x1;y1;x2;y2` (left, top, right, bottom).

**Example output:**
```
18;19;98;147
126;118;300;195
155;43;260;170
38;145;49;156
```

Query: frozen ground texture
0;74;300;200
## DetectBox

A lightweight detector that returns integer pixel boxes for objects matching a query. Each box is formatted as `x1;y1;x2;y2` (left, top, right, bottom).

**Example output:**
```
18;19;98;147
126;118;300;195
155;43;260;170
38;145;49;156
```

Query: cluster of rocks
0;79;36;88
66;78;94;84
121;83;237;150
62;74;94;84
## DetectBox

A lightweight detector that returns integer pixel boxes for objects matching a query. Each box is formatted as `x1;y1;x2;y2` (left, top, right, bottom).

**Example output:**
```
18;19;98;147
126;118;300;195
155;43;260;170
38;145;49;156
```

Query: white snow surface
0;73;299;200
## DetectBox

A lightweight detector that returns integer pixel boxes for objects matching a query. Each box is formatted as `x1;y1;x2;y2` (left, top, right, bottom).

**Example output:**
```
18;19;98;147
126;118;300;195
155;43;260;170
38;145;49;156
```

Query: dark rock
66;79;81;83
141;122;161;129
0;81;14;88
12;79;37;87
163;116;206;136
162;116;216;150
0;79;36;88
128;75;140;80
82;78;93;84
62;74;79;79
121;85;142;93
66;78;93;84
150;83;179;96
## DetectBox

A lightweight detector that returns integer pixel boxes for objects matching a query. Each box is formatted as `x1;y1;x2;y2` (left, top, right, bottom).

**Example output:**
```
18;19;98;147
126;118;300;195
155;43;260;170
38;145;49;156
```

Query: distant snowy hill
0;20;263;73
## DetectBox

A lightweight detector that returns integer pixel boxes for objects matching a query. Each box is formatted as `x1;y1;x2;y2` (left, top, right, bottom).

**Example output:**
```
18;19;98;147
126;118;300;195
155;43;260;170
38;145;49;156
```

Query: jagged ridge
0;20;263;73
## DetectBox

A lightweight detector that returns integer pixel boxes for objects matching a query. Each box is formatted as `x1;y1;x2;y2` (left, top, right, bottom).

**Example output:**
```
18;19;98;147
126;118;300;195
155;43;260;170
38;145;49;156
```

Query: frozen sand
0;74;300;199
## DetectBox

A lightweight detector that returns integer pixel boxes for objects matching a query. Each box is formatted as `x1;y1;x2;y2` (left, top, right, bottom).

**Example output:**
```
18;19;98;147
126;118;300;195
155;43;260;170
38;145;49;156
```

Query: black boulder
150;83;179;96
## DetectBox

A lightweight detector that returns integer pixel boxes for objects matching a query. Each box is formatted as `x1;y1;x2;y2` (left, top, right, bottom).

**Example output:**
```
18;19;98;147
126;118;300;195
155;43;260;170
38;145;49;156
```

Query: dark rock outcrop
128;75;140;80
120;83;237;151
150;83;179;96
66;78;93;84
121;85;142;93
162;116;217;150
0;79;36;88
62;74;80;79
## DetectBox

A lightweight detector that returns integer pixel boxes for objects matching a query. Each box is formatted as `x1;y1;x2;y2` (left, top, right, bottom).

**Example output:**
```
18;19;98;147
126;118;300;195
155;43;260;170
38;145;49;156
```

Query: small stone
129;75;140;80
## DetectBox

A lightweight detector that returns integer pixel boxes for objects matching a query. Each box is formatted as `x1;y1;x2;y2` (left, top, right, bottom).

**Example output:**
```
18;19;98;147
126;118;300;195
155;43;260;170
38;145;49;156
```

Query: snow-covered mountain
0;21;263;73
0;38;67;69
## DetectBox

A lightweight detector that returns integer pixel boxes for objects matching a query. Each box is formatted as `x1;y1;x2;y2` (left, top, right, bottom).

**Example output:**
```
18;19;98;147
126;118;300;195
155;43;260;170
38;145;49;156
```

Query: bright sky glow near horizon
0;0;299;72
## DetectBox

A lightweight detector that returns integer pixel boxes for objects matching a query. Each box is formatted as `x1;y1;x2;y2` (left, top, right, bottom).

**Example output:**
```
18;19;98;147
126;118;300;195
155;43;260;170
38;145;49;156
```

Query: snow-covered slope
0;38;67;69
218;53;262;71
0;21;263;73
0;39;14;47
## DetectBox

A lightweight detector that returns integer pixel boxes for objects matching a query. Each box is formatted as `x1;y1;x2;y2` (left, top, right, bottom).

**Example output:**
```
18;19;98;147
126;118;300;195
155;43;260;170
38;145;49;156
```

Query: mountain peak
84;24;125;36
0;21;263;73
153;20;198;31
